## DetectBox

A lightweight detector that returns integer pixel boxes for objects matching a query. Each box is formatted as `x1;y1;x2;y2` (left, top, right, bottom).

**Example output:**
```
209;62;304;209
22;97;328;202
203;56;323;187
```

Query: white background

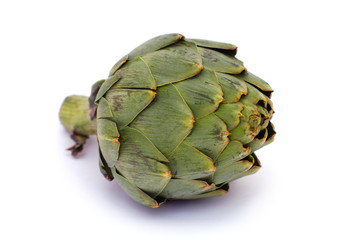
1;0;359;239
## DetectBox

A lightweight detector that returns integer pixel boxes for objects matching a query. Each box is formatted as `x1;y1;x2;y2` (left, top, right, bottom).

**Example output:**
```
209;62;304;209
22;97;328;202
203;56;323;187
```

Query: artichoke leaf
215;140;251;167
130;84;194;157
168;142;216;180
213;155;255;184
184;113;230;160
237;71;273;97
263;122;276;147
95;75;121;103
119;127;169;163
115;154;171;198
241;83;268;107
174;69;223;119
198;47;245;74
187;38;237;56
233;153;262;179
183;183;229;199
215;102;244;131
98;146;114;181
159;179;215;199
97;97;113;119
252;105;270;130
230;121;258;145
97;118;120;167
105;88;156;129
128;33;184;60
141;40;203;86
89;79;106;120
247;128;268;153
216;72;248;103
111;168;161;208
111;57;156;90
115;127;171;196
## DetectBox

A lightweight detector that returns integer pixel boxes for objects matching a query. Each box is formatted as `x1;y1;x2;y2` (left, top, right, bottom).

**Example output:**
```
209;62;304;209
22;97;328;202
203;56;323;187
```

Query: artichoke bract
60;34;276;208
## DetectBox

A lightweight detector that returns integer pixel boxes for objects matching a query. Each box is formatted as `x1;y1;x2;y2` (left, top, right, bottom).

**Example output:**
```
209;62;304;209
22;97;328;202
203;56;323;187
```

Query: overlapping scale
213;156;254;184
198;47;245;74
141;41;203;86
128;33;184;60
159;179;215;199
183;183;229;199
168;142;216;179
97;117;120;168
247;128;268;153
232;153;262;179
236;71;273;97
215;140;251;167
184;113;230;160
174;69;223;119
213;153;262;185
109;33;184;76
110;57;156;90
215;102;244;131
115;150;171;197
104;88;156;129
216;72;248;103
111;169;162;208
263;122;276;146
129;84;194;157
187;38;238;56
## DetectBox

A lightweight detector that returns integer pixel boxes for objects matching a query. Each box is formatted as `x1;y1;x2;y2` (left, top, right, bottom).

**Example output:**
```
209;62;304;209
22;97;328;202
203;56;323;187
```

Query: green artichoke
60;33;276;208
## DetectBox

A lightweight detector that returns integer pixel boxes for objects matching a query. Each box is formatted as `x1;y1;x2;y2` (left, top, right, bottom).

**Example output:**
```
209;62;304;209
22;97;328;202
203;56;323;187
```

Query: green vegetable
60;34;276;208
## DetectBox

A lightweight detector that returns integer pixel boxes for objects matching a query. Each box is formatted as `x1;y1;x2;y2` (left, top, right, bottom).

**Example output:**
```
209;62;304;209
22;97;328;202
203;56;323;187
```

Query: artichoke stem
59;95;97;156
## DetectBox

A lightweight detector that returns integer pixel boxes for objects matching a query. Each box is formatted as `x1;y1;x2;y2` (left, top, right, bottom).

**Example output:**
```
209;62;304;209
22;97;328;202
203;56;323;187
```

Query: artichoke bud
60;33;276;207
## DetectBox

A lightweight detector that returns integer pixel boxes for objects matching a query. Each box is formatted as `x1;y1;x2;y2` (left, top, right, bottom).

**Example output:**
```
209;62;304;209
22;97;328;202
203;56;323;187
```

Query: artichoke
60;33;276;208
